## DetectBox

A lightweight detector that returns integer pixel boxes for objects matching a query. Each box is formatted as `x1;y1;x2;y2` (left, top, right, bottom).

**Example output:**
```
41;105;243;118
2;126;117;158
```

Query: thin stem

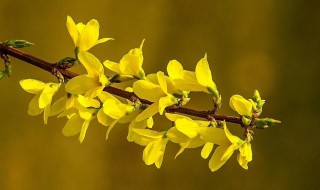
0;44;242;124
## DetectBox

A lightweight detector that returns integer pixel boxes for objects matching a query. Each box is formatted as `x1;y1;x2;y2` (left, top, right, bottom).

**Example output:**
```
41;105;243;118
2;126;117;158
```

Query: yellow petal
78;51;103;76
167;60;184;79
157;71;167;93
77;19;99;51
39;83;60;109
50;96;67;116
105;119;118;140
103;99;126;119
20;79;45;94
62;115;83;136
195;55;217;91
119;46;144;78
185;136;206;148
143;141;161;165
28;94;43;116
175;140;191;158
103;60;121;73
239;142;252;162
165;113;189;122
167;127;189;143
97;109;114;126
77;95;100;108
158;95;177;115
95;38;113;45
175;118;200;138
201;142;214;159
131;128;162;146
198;127;229;145
133;81;165;102
209;145;232;172
98;91;118;102
173;79;207;92
229;95;253;117
66;16;78;46
135;102;159;122
223;121;243;144
65;75;98;95
79;119;91;143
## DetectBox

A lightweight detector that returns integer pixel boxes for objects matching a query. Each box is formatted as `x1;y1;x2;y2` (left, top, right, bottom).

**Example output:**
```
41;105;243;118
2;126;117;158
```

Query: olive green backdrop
0;0;319;189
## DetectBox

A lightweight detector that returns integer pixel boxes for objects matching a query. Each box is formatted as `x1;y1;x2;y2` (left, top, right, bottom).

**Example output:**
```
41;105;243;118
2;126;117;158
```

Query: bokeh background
0;0;319;189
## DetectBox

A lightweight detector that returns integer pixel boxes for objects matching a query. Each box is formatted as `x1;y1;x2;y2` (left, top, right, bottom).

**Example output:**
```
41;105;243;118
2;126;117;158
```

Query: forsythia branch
0;43;243;124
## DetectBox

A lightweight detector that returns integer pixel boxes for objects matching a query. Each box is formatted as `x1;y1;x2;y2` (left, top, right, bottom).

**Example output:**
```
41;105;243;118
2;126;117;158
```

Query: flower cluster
19;16;280;172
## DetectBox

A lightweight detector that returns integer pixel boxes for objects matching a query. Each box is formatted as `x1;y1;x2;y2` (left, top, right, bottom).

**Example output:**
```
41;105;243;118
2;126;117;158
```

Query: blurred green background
0;0;319;189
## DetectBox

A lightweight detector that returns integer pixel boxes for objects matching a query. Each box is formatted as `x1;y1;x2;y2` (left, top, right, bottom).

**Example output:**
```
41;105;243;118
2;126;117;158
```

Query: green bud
253;90;261;102
57;57;77;69
254;118;281;129
3;40;34;48
242;116;251;126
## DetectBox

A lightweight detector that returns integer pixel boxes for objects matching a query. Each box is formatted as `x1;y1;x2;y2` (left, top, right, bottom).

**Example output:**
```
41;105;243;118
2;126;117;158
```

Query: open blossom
60;95;100;143
133;71;180;122
104;40;146;80
171;55;221;104
229;94;253;125
65;51;109;98
131;128;168;169
200;121;252;172
20;79;60;124
66;16;113;53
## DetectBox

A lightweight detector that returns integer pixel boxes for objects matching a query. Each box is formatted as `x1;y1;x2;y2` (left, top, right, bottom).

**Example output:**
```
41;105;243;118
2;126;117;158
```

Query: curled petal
62;115;83;137
201;142;214;159
167;60;184;79
28;94;43;116
209;145;232;172
20;79;45;94
195;54;217;92
135;102;159;122
229;95;253;117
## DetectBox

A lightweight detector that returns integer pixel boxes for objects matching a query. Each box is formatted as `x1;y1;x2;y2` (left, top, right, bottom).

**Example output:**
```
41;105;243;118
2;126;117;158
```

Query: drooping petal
79;119;91;143
50;96;67;116
135;102;159;122
77;19;99;51
133;80;165;102
97;109;114;126
66;16;79;46
39;83;60;109
201;142;214;159
105;119;118;140
28;94;43;116
20;79;45;94
209;145;232;172
175;140;191;158
167;127;189;143
65;75;98;95
143;140;162;165
229;95;253;117
175;118;200;138
62;115;83;136
131;128;162;146
223;121;243;144
198;127;229;145
157;71;168;94
43;105;51;124
78;51;103;76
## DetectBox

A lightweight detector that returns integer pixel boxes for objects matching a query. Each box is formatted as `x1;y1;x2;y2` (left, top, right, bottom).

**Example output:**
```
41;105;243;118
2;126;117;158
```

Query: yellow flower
61;95;100;143
133;71;180;122
170;55;220;104
104;40;146;80
66;16;113;53
165;113;212;158
20;79;60;124
131;128;168;168
200;121;253;172
96;92;135;140
229;94;253;125
65;51;109;98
